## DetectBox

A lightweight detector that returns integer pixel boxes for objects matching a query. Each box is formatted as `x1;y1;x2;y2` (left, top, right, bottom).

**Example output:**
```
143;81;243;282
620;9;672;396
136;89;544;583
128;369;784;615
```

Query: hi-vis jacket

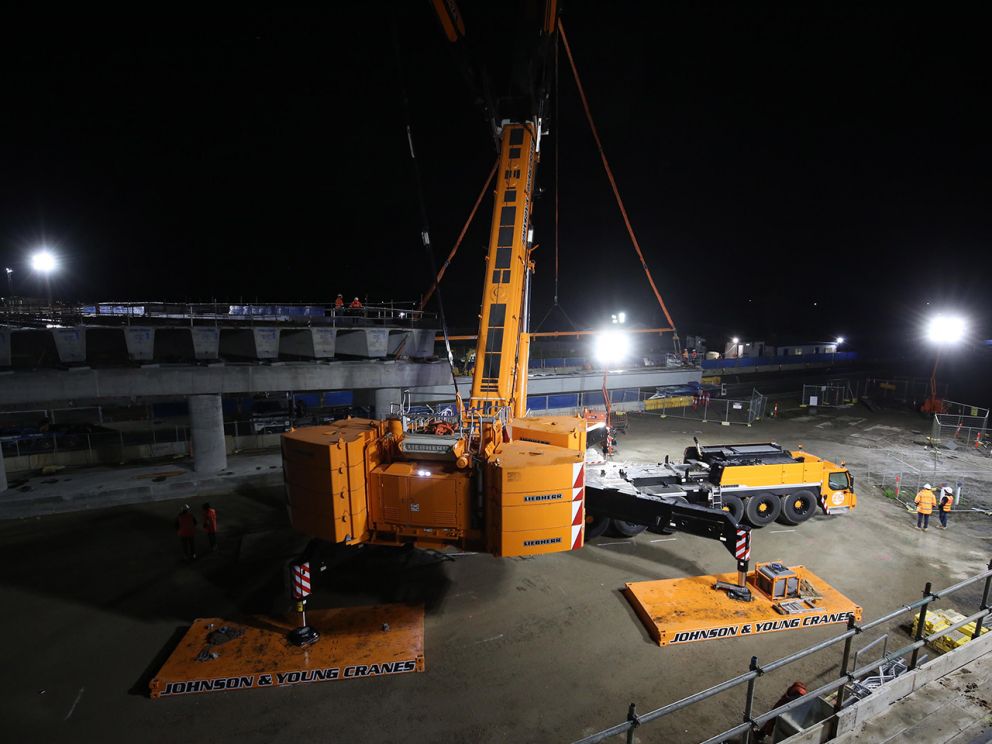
915;489;937;515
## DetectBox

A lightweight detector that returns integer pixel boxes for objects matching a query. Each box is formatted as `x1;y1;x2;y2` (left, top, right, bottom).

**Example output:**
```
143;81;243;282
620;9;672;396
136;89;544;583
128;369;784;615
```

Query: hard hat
943;486;953;494
337;293;342;297
353;297;359;301
923;484;932;490
182;504;191;511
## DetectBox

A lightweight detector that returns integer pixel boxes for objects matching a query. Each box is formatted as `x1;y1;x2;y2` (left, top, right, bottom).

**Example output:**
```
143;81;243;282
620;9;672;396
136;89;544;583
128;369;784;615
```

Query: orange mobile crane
282;118;593;557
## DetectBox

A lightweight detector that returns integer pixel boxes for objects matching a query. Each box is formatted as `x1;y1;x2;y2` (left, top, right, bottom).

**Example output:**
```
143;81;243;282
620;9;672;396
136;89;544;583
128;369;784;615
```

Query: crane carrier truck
586;440;857;538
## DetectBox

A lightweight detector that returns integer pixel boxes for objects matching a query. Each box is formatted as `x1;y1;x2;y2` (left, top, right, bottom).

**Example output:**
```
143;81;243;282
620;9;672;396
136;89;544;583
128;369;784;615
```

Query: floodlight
594;330;631;365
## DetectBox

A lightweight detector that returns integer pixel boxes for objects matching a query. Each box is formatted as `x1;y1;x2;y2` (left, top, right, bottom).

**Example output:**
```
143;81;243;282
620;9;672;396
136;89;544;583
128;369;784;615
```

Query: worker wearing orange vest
176;504;197;560
937;486;954;529
350;296;363;309
334;294;344;309
761;681;808;738
914;484;937;531
202;502;219;551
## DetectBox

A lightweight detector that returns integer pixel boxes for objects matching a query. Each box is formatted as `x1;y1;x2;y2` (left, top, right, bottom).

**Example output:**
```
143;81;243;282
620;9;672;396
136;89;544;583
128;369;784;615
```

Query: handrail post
741;656;759;744
625;703;637;744
910;581;933;670
830;615;858;737
972;559;992;640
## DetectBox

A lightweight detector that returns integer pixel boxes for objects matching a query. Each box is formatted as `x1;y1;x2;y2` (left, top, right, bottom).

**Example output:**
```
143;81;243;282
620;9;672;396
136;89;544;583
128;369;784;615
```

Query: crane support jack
584;485;861;646
149;604;425;698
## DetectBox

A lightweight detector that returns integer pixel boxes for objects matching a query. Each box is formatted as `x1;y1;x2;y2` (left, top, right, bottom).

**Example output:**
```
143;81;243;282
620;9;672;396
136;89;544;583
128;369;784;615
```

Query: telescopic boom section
470;122;538;418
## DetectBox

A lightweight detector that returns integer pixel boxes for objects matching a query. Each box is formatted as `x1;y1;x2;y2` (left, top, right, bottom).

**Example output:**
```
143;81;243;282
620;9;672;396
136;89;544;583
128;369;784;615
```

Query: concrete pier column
375;388;402;419
0;328;11;367
188;394;227;472
0;445;7;492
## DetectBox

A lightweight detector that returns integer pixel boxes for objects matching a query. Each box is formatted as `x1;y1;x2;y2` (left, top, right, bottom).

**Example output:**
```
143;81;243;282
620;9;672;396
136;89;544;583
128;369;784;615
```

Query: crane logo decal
670;612;855;644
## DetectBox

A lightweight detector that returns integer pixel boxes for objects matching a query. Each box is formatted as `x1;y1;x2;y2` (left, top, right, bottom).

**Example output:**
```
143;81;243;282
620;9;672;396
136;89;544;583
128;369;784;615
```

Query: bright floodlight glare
927;314;966;344
594;330;631;365
836;336;845;344
4;267;11;275
617;311;626;324
731;337;740;344
30;249;57;273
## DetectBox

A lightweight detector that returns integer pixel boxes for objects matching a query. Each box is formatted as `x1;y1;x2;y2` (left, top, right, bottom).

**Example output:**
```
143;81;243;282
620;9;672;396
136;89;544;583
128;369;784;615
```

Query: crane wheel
776;491;816;526
585;514;610;540
718;495;745;524
608;519;648;538
743;493;782;527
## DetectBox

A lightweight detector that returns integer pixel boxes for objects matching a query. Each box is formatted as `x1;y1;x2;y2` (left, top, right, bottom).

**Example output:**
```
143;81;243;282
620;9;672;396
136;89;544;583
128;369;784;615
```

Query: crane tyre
648;496;688;534
609;519;648;538
585;514;610;540
744;493;782;527
777;491;816;526
718;495;745;524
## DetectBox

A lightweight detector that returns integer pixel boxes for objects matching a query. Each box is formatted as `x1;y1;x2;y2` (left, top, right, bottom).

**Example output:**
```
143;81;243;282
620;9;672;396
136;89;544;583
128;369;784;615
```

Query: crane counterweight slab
149;604;425;698
625;565;861;646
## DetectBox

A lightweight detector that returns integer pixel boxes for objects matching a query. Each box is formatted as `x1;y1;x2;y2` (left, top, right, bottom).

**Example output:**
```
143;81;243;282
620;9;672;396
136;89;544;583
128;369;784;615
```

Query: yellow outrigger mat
626;565;861;646
150;604;425;698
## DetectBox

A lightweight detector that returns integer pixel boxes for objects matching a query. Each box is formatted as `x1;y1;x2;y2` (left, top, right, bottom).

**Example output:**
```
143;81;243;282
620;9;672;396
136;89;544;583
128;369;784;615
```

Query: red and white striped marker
734;529;751;561
570;461;585;550
291;562;312;600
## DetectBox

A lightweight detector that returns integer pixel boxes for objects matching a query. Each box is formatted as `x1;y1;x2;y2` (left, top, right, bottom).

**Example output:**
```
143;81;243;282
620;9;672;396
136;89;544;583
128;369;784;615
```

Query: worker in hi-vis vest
914;483;937;531
938;486;954;529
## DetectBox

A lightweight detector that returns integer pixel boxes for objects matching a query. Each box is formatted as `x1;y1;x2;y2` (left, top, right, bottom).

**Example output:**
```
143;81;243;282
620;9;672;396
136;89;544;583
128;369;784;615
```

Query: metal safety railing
574;558;992;744
801;383;855;408
643;388;766;426
2;299;435;328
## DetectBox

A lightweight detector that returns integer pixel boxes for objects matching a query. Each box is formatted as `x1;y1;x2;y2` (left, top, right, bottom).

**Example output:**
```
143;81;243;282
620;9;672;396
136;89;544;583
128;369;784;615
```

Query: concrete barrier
779;631;992;744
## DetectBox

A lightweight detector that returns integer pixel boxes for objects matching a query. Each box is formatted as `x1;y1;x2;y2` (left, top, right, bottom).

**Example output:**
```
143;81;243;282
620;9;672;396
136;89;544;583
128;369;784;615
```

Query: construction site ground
1;402;991;743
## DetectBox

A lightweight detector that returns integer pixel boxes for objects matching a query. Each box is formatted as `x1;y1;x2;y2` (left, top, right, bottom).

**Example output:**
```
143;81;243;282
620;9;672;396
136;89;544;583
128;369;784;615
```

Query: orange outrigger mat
625;565;861;647
150;604;425;698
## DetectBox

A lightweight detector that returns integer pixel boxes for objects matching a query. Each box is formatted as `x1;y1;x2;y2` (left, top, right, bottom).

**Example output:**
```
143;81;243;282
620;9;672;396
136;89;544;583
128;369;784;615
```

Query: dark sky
3;2;991;349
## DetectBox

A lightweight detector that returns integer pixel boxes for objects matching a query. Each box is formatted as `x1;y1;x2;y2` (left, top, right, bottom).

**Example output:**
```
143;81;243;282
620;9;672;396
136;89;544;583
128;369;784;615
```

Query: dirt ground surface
1;404;991;744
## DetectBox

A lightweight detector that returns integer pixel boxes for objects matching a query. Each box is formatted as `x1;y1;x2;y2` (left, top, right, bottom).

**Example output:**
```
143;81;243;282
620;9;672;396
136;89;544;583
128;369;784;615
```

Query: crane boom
470;122;538;418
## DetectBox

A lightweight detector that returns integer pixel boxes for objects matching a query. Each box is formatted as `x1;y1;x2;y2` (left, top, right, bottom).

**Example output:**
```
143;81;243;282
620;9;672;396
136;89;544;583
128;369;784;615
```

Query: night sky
3;3;991;351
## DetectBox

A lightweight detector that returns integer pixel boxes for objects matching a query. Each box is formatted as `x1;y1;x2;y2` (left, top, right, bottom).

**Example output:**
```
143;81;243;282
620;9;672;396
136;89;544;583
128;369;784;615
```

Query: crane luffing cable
391;21;460;396
557;18;677;335
419;159;498;312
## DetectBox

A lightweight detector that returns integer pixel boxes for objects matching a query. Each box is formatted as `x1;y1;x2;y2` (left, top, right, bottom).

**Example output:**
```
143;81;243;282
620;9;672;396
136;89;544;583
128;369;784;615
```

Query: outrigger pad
625;565;861;647
150;604;425;698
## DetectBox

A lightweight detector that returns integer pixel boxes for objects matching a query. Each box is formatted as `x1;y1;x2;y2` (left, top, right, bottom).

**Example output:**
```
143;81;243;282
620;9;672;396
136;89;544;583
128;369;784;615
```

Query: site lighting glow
926;314;966;345
836;337;845;345
610;312;627;325
594;330;631;365
30;249;57;274
731;337;740;344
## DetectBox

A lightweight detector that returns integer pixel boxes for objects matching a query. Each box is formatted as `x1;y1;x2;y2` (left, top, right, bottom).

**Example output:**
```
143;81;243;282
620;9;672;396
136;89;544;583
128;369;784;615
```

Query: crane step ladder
624;529;862;646
149;563;425;698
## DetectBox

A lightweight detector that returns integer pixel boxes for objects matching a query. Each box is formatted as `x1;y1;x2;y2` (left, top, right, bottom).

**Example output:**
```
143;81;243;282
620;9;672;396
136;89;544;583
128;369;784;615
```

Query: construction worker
760;681;808;739
349;296;363;309
938;486;954;529
682;348;689;364
334;294;344;309
202;502;218;551
690;349;698;364
176;504;197;560
914;483;937;531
